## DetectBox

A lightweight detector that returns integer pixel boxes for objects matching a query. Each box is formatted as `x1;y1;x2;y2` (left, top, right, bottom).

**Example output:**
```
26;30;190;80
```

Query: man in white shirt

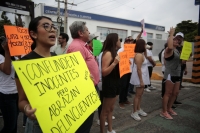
53;33;69;55
145;42;156;92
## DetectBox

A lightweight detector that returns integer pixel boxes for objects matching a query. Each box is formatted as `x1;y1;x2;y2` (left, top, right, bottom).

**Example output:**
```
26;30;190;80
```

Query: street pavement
0;80;200;133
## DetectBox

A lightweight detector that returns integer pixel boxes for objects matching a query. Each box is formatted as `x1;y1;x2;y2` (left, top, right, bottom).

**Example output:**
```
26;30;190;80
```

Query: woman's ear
29;31;37;40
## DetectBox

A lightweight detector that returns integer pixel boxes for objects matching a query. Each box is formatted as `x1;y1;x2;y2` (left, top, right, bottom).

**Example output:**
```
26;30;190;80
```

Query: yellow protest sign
13;52;101;133
119;52;131;77
180;41;192;60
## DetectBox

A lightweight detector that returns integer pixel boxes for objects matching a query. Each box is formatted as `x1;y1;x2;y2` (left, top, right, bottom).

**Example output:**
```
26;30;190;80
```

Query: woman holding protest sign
100;33;121;133
15;16;58;133
129;39;149;121
0;36;19;133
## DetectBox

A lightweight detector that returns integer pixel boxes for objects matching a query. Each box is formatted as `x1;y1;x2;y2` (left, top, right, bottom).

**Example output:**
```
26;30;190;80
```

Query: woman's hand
169;27;175;36
24;104;37;120
113;55;120;65
1;38;9;52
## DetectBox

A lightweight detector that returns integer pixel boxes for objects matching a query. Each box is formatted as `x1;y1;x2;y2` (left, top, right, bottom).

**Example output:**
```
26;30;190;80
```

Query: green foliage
175;20;198;42
0;11;12;37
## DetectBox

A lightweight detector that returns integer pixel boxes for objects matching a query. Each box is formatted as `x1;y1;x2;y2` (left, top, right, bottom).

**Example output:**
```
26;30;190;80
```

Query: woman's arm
102;51;119;76
165;27;175;58
0;41;11;75
135;54;144;87
15;78;36;120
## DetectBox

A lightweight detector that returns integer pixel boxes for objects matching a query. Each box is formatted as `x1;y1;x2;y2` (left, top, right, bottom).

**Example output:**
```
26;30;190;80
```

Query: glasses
120;38;122;42
39;23;58;32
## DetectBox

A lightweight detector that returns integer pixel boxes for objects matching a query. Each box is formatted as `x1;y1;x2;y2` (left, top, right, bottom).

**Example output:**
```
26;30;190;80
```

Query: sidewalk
90;80;200;133
0;81;199;133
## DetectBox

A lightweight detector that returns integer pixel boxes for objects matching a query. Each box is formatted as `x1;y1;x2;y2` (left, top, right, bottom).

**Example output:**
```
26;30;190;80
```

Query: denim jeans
25;119;42;133
0;92;18;133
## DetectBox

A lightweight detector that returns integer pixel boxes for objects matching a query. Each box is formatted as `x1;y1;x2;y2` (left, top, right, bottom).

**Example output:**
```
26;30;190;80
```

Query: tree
0;11;12;37
175;20;198;42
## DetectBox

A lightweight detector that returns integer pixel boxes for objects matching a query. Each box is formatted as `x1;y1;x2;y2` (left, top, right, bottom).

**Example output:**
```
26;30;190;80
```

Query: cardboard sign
93;40;103;56
180;41;192;60
13;52;101;133
4;25;32;56
124;44;136;58
119;52;131;77
140;19;146;37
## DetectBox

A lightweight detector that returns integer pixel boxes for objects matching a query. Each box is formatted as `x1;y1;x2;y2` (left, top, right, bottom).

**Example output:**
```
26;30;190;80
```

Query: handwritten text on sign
13;52;101;133
4;25;32;56
119;52;131;77
180;41;192;60
124;44;136;58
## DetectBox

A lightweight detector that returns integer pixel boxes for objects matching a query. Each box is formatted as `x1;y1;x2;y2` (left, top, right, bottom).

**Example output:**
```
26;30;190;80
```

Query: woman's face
173;38;179;47
33;18;57;47
116;36;121;49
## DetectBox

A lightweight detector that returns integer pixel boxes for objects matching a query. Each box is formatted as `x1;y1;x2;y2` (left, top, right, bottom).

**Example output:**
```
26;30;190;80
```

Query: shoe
107;130;116;133
168;109;177;116
119;103;125;109
174;101;182;105
23;124;26;128
97;120;108;126
148;86;156;90
138;109;147;117
112;116;115;120
172;105;177;109
129;91;136;94
180;85;184;88
131;112;141;121
160;112;173;119
124;101;131;105
145;88;151;92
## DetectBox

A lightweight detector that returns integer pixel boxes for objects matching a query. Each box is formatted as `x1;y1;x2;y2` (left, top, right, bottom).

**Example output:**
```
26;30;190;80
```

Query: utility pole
55;0;77;34
56;0;61;37
64;0;67;33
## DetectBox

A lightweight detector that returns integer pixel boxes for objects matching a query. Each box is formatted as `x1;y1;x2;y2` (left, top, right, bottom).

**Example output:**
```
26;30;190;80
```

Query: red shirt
67;39;100;85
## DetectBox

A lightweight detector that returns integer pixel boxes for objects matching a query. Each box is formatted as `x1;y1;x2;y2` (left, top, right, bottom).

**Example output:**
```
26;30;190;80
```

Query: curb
151;72;192;83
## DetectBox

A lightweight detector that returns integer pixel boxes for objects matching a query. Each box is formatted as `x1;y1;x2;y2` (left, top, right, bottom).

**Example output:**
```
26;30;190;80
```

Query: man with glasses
53;33;69;55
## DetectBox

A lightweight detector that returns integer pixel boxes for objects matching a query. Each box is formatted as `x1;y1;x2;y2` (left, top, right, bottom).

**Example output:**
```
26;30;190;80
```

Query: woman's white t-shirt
0;54;17;94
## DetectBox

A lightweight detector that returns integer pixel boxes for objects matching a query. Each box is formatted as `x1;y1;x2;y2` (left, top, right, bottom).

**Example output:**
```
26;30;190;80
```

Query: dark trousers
161;71;165;97
128;83;134;93
180;64;186;86
98;91;103;119
76;113;94;133
145;66;153;88
119;73;131;103
0;92;19;133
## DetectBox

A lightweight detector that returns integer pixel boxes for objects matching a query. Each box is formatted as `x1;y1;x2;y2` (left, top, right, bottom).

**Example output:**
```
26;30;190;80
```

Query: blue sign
195;0;200;5
43;6;165;31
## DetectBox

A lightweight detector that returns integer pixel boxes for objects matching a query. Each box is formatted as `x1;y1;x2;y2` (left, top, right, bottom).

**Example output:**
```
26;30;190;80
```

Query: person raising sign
15;16;58;132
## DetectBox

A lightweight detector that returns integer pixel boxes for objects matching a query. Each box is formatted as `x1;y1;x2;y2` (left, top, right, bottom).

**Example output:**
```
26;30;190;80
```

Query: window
156;34;162;39
131;31;140;38
97;27;127;41
147;33;153;39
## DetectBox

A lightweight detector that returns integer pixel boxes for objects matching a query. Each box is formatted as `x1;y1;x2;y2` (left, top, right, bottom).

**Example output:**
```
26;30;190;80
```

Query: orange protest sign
4;25;32;56
119;52;131;77
124;44;136;58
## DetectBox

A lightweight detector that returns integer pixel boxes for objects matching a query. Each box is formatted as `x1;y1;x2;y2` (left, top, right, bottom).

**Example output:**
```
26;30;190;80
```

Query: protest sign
119;52;131;77
4;25;32;56
124;44;136;58
180;41;192;60
93;40;103;56
13;52;101;133
141;19;146;37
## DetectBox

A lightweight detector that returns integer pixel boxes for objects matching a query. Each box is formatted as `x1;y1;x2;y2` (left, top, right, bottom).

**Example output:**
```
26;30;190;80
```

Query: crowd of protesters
0;16;188;133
